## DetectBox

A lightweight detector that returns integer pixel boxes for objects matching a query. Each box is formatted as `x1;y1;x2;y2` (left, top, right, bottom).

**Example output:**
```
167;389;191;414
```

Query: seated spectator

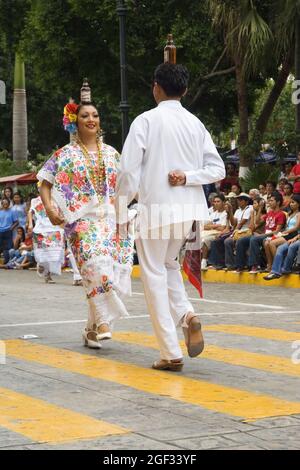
280;162;293;180
264;194;300;272
7;226;26;264
288;151;300;194
0;198;19;265
201;193;228;270
13;231;34;270
296;241;300;270
231;183;242;196
206;195;243;270
223;193;252;270
249;188;260;201
282;182;294;211
234;197;266;273
263;181;277;202
259;183;267;198
264;234;300;280
248;192;286;273
207;192;218;208
219;163;239;193
0;187;13;208
277;178;288;195
221;182;232;196
203;183;217;206
225;192;239;213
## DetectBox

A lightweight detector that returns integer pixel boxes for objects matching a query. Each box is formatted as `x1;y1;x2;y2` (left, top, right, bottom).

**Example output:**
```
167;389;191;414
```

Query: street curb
131;266;300;289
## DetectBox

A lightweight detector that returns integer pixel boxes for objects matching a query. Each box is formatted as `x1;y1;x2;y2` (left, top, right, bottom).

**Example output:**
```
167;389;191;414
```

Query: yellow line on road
0;386;129;443
5;340;300;422
205;324;300;342
112;332;300;378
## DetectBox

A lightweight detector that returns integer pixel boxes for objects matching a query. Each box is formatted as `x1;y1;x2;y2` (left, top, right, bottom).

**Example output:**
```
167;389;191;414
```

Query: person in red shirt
248;192;286;273
219;163;239;193
288;152;300;194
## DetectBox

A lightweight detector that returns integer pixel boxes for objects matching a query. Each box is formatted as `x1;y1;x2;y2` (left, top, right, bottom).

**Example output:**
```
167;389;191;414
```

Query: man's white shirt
115;100;225;228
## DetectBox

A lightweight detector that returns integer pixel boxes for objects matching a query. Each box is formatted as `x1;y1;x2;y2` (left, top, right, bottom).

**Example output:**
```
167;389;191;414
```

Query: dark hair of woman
13;192;24;204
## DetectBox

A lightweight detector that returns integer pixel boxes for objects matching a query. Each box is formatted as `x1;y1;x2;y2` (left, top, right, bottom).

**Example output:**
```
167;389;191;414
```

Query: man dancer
115;63;225;371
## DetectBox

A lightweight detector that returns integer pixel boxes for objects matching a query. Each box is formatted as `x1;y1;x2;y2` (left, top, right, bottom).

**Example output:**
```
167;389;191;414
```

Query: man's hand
168;170;186;186
46;207;64;226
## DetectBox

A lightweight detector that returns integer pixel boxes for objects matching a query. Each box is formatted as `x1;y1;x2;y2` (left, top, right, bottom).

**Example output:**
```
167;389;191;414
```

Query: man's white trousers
135;222;194;360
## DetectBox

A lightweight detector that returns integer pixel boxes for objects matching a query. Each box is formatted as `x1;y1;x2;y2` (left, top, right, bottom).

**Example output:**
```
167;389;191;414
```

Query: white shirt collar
157;100;182;108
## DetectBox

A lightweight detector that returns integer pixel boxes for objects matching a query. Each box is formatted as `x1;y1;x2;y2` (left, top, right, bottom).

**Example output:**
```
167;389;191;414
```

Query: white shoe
82;328;102;349
96;323;112;341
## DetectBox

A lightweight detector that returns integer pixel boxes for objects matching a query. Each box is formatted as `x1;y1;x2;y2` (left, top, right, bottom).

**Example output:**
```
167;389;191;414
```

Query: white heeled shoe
82;328;102;349
96;323;112;341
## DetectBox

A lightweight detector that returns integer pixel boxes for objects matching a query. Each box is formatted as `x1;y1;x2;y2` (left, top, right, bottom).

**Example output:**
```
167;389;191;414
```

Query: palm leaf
241;164;280;192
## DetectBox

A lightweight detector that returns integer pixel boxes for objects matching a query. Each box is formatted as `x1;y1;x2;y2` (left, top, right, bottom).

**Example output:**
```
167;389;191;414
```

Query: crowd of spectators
0;187;37;269
1;151;300;282
201;152;300;280
0;187;74;274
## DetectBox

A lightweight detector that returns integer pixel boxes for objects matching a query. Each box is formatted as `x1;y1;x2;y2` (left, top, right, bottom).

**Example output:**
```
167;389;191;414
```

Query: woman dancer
38;101;133;349
28;187;65;284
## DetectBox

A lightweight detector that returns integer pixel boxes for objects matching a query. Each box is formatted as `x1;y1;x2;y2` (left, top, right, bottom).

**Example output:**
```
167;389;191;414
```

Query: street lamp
116;0;130;145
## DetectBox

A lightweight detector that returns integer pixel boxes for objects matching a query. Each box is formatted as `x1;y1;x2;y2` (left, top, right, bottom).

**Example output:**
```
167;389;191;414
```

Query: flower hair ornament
63;101;79;134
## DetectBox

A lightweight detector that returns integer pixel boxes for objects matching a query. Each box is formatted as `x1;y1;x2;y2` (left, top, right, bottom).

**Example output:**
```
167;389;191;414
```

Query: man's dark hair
231;182;242;190
265;180;276;189
214;193;226;202
291;194;300;205
154;63;189;97
284;182;293;191
270;191;283;206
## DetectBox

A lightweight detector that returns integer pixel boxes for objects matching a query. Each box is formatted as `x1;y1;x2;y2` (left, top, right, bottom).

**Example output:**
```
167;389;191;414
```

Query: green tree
0;0;30;158
207;0;300;175
19;0;241;152
13;52;28;162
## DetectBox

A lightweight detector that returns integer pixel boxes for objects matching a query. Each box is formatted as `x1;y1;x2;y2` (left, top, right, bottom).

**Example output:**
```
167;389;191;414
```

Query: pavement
0;270;300;450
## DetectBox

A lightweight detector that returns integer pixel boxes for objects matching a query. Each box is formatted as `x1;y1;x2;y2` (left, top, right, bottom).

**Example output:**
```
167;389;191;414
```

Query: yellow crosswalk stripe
205;324;300;342
0;386;129;443
5;340;300;422
112;331;300;378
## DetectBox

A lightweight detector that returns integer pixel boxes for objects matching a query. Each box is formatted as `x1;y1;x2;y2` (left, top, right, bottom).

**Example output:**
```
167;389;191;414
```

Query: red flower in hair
65;103;78;114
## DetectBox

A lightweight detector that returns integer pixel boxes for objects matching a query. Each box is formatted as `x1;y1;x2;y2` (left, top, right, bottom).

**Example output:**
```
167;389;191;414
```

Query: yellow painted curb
132;265;300;289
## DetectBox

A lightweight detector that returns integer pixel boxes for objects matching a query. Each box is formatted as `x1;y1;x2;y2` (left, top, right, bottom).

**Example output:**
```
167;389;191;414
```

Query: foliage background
0;0;297;175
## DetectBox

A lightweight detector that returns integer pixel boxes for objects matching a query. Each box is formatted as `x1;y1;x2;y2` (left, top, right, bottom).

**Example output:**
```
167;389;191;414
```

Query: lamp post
116;0;129;145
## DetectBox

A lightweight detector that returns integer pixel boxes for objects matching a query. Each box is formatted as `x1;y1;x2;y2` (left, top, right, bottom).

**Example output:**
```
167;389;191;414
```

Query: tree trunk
295;19;300;139
235;58;249;177
255;52;293;136
13;52;28;163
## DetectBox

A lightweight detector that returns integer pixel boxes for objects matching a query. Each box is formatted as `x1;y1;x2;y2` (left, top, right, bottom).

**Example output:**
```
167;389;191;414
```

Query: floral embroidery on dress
38;142;134;303
38;142;118;217
33;231;63;249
